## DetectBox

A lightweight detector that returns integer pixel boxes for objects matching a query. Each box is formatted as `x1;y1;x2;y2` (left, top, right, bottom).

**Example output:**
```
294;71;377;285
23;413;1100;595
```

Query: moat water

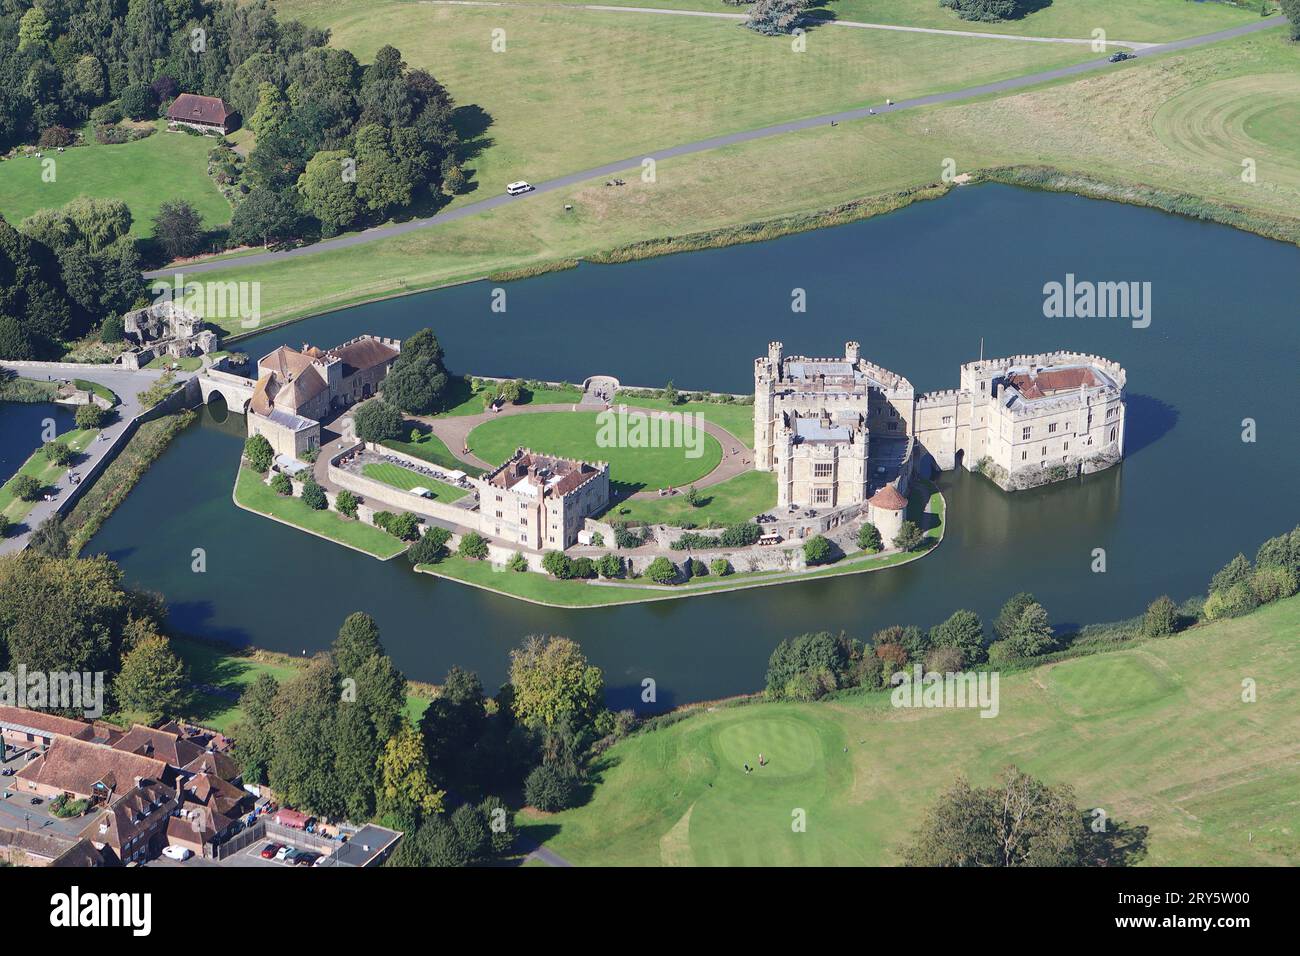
17;184;1297;709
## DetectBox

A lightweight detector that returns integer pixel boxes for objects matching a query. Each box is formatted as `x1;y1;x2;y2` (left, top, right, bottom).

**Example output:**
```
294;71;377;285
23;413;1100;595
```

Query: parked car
275;845;294;861
294;852;319;866
260;843;282;860
505;181;535;196
0;767;13;776
161;846;192;862
29;797;42;805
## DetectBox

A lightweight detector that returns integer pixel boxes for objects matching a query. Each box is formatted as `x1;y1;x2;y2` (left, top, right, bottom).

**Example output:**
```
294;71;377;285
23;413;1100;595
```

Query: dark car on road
1109;51;1134;62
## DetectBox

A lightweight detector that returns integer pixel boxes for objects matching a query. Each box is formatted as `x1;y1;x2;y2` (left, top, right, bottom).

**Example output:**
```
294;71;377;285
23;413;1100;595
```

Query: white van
506;181;534;196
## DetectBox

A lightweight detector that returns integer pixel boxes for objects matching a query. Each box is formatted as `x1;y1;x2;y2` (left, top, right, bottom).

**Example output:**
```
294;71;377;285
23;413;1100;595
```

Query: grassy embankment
519;592;1300;866
416;484;943;607
159;635;433;733
0;427;96;528
232;465;408;560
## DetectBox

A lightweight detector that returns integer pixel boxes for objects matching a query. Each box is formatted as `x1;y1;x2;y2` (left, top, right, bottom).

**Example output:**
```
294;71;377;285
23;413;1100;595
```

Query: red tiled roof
1007;367;1100;400
328;338;398;374
16;736;168;800
869;485;908;511
0;706;96;741
167;94;232;126
112;725;205;769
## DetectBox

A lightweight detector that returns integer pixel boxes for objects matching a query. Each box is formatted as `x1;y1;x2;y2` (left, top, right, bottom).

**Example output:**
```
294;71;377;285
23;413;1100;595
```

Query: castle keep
755;342;1126;509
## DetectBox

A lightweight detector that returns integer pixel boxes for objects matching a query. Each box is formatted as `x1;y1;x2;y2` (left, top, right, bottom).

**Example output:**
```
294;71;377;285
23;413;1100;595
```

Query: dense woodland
0;0;469;360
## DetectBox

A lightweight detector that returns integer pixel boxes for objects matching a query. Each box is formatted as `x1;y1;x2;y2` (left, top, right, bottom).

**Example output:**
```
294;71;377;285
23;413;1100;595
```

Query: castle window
942;416;952;425
813;488;831;504
495;510;503;518
1110;427;1117;442
813;463;832;477
1021;452;1028;461
1048;423;1057;433
888;422;897;431
1022;427;1031;440
1064;442;1069;451
1041;446;1047;457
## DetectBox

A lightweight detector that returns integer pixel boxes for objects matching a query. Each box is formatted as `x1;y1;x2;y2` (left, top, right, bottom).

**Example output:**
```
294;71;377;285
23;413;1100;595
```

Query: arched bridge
197;367;255;413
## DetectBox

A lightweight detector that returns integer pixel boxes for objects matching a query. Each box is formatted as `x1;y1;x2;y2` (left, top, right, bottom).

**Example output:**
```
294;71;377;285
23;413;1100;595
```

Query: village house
166;93;238;134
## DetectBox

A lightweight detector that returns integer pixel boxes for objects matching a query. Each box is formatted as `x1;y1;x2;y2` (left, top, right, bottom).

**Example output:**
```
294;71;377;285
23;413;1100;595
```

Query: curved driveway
145;15;1286;279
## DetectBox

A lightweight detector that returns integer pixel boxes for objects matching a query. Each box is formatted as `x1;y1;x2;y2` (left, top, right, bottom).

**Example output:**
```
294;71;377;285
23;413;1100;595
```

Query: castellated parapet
757;342;1127;500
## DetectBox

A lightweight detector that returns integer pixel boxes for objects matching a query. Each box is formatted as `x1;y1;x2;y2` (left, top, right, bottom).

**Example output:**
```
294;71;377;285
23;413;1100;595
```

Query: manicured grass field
521;594;1300;866
362;461;469;501
276;0;1097;199
509;0;1261;42
466;410;722;493
606;469;776;527
382;431;484;476
233;466;406;559
0;122;231;233
0;427;96;526
615;394;755;448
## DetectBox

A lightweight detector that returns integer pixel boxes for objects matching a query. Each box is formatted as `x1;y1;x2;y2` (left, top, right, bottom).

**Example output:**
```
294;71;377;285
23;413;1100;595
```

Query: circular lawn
466;411;722;493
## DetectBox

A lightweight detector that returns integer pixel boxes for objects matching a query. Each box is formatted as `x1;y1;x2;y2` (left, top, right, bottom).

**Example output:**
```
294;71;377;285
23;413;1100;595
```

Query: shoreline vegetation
212;166;1300;349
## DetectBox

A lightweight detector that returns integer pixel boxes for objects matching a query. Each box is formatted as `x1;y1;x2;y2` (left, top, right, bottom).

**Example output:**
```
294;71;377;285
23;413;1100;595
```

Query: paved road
145;14;1287;280
427;1;1158;48
0;362;185;555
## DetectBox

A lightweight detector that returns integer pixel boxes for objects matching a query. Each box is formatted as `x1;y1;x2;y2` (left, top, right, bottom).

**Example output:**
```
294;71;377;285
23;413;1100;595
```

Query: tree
249;82;289;136
893;520;924;552
1285;0;1300;41
597;553;623;578
457;531;488;560
663;380;679;405
381;330;450;414
152;200;205;261
710;557;732;576
11;475;42;502
857;522;882;552
765;631;855;698
508;635;604;730
1008;602;1056;658
42;441;74;466
352;400;403;443
0;553;129;674
541;550;574;579
507;551;529;572
297;149;360;236
114;634;190;722
378;718;445;827
233;673;280;786
335;488;359;518
230;186;300;248
244;434;274;473
904;766;1146;866
929;609;985;664
18;6;53;53
645;556;677;584
940;0;1039;22
745;0;807;35
994;592;1036;642
28;514;70;559
268;656;346;818
75;403;107;429
1210;553;1252;594
100;314;125;343
419;665;486;785
524;762;579;812
803;534;832;566
1143;595;1178;638
300;477;327;510
270;472;292;495
408;526;450;565
478;795;516;856
684;484;700;507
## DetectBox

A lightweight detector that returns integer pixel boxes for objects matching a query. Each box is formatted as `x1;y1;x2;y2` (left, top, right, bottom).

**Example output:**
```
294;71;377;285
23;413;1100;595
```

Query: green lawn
168;635;431;733
0;121;231;233
362;461;469;501
233;466;407;559
615;394;755;448
0;427;97;526
382;431;484;476
436;376;584;417
521;593;1300;866
276;0;1098;201
500;0;1263;43
605;470;776;527
466;410;722;494
72;379;119;406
